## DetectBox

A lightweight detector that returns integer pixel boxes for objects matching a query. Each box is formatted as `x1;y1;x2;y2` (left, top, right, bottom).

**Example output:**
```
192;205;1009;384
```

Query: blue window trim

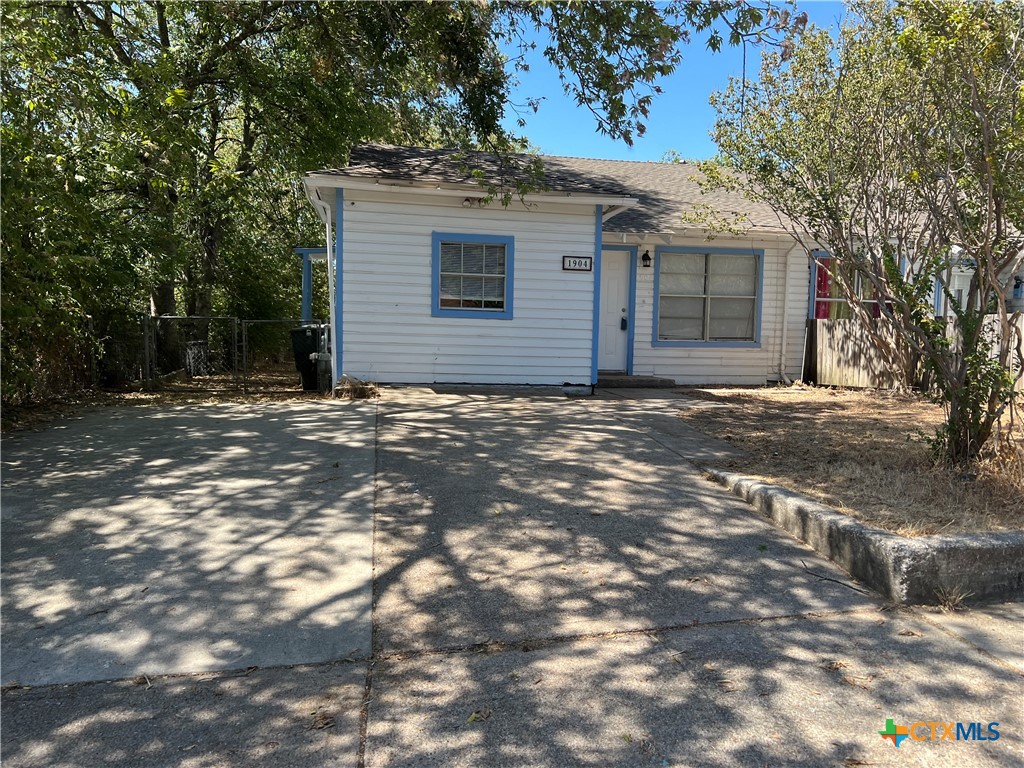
431;231;514;320
652;245;764;348
599;243;638;375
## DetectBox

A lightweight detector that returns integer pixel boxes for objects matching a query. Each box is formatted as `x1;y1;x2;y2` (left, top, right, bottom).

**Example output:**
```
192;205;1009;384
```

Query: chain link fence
97;315;147;388
93;315;331;394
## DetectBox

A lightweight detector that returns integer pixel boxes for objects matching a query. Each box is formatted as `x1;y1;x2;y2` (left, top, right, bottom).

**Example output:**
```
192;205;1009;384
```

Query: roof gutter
603;227;796;242
304;174;638;209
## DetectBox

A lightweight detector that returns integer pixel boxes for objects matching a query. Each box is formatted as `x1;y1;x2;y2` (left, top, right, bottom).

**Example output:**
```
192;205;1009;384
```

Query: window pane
816;300;853;320
857;274;879;302
660;253;705;294
440;276;461;306
659;296;704;340
814;257;833;300
462;276;484;301
438;276;458;296
483;277;504;300
440;243;462;274
484;245;506;275
708;298;755;340
462;244;484;275
708;255;756;296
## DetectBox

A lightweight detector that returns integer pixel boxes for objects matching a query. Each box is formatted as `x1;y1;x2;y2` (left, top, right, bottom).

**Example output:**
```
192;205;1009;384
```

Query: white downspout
325;214;336;390
304;183;337;390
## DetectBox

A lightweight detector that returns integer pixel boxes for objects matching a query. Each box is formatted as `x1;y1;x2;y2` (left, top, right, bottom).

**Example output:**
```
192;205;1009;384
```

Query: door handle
620;317;628;331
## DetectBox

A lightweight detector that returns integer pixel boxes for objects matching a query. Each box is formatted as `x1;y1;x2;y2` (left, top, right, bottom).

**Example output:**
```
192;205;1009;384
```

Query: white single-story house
301;143;808;389
300;143;1021;389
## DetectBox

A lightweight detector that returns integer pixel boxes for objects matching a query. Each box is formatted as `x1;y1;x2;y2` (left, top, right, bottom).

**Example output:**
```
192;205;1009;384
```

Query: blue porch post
301;254;313;322
294;247;323;323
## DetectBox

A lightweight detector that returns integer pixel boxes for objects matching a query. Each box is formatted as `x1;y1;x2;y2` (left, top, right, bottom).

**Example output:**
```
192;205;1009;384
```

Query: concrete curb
707;469;1024;605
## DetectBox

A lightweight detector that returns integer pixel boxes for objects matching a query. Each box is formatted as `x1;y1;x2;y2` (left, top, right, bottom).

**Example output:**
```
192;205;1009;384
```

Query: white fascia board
304;174;638;208
602;204;633;223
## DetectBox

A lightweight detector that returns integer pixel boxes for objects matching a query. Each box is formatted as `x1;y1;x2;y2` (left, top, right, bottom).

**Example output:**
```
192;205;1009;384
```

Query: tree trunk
194;218;221;327
150;279;180;372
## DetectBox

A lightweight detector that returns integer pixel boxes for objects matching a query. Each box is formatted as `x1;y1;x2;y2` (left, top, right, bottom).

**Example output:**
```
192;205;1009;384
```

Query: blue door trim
591;205;603;384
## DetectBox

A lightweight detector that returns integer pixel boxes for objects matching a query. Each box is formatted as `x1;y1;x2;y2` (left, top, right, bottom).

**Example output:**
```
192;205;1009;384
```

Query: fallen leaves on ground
306;710;336;730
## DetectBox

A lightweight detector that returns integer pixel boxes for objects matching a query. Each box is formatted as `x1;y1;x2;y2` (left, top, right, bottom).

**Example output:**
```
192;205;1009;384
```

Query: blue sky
502;1;848;161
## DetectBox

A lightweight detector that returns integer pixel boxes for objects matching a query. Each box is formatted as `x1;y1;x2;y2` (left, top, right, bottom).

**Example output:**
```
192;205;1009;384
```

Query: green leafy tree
707;0;1023;464
3;0;799;404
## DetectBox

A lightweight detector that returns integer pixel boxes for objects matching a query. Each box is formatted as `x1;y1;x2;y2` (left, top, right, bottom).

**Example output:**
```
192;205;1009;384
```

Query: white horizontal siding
622;233;809;385
783;246;813;381
338;191;596;385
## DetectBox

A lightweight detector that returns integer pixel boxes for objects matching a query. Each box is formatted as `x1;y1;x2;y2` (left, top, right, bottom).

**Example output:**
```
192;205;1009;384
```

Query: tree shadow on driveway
1;401;376;686
366;387;1022;767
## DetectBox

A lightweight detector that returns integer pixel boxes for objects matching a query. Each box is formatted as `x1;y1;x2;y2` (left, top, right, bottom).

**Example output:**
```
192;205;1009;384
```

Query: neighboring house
300;144;812;388
933;261;1024;318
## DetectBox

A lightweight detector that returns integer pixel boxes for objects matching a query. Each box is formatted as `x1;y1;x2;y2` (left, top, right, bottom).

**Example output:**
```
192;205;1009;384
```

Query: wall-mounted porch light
641;250;652;268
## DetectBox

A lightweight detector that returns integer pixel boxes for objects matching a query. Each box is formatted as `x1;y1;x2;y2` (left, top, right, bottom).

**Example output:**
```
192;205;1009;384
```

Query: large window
431;232;514;320
655;249;761;344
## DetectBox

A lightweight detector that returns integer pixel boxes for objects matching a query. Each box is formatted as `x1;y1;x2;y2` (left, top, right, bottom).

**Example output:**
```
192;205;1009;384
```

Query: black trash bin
290;326;324;391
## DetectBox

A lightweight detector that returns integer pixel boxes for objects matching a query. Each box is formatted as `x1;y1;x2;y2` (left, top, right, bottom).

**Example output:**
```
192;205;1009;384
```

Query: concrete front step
596;374;677;388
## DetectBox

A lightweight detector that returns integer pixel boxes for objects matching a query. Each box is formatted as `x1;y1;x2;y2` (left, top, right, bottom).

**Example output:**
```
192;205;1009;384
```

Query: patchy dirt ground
1;364;381;434
0;368;326;433
677;385;1024;536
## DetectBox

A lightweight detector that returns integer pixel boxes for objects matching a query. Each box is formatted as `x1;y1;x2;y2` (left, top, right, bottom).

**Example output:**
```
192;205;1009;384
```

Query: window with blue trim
432;232;514;319
658;251;759;341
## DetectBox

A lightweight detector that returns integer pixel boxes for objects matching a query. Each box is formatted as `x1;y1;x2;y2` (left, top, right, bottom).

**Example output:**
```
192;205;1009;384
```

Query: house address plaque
562;256;593;272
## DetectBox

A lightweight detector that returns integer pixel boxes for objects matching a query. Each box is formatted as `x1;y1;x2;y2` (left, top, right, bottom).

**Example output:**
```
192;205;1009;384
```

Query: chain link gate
142;316;240;390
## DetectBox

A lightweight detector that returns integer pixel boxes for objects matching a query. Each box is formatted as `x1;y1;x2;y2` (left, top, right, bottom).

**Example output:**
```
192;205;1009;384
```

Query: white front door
599;250;630;372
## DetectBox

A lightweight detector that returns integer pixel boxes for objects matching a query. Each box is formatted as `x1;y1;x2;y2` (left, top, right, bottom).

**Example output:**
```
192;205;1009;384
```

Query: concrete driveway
1;401;376;685
2;388;1021;767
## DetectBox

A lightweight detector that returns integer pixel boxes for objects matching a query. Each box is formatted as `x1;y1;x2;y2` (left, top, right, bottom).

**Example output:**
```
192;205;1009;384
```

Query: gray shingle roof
309;144;785;234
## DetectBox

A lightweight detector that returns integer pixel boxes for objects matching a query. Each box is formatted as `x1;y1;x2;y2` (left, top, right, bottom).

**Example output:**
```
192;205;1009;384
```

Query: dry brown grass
334;376;380;400
677;384;1024;536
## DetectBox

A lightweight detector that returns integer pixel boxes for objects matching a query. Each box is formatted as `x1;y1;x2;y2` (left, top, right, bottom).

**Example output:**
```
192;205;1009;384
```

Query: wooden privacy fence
809;315;1024;392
